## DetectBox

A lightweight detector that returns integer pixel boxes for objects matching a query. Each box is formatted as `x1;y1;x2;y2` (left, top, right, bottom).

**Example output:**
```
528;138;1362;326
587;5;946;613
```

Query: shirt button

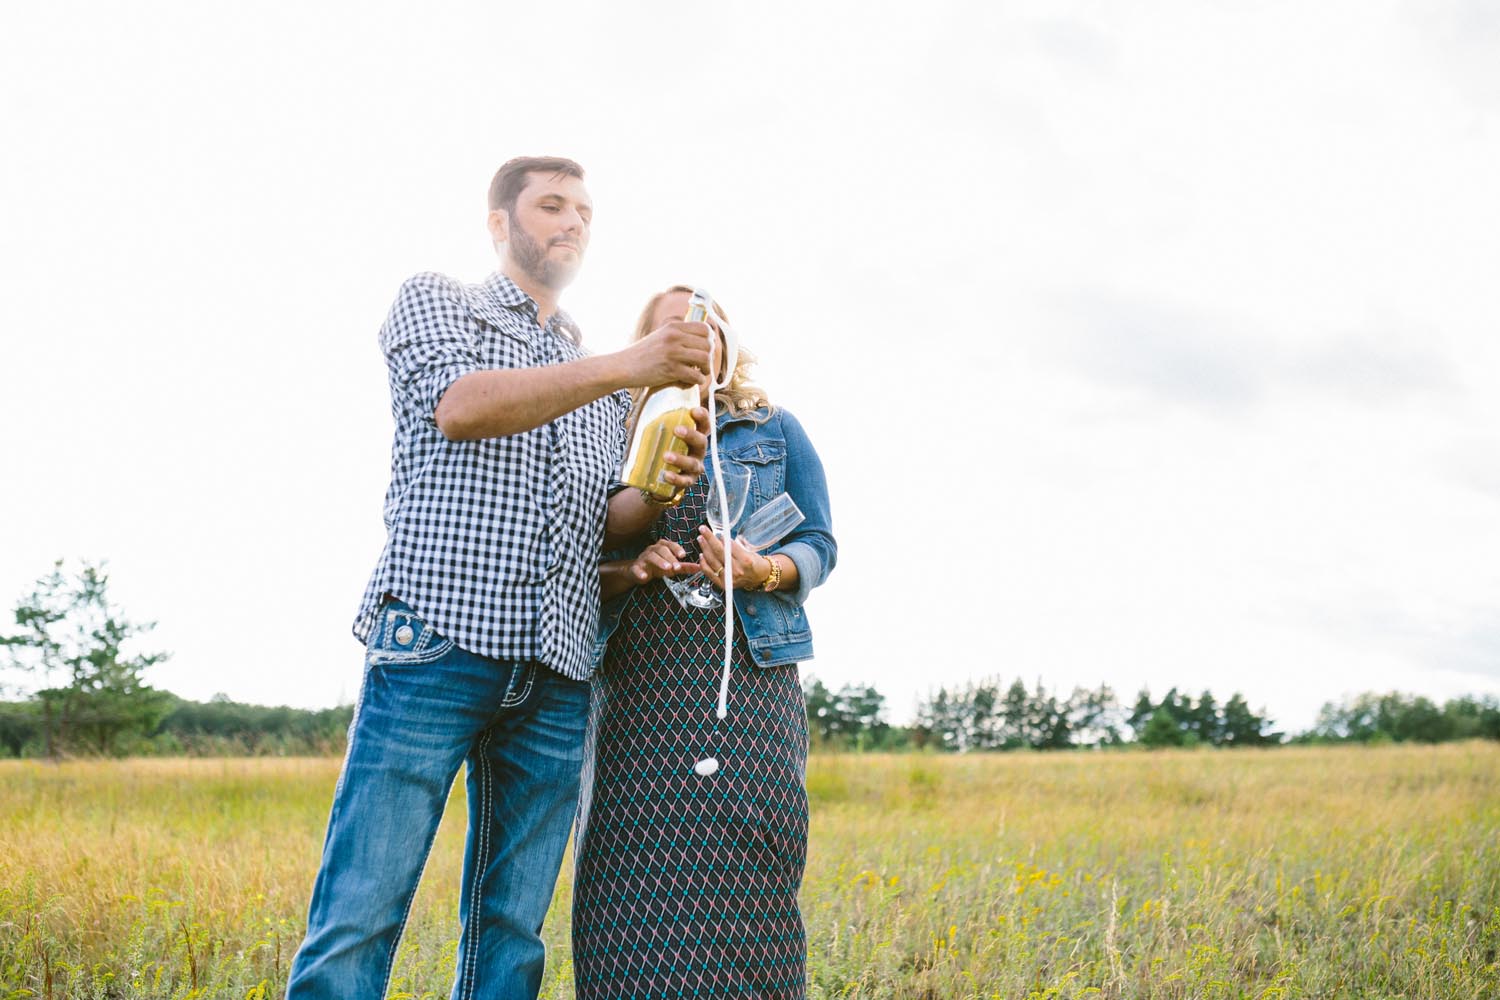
745;605;757;617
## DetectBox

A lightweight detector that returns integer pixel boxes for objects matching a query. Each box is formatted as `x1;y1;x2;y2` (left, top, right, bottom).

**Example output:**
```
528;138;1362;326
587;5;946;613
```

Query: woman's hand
696;527;771;592
659;407;711;490
629;539;697;584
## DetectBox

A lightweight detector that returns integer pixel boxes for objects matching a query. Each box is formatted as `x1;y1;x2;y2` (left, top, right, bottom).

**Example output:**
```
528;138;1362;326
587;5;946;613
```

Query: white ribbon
698;288;738;721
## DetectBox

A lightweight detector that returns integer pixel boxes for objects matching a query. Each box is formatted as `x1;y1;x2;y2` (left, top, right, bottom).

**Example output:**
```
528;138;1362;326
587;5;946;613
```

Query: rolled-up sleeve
379;272;483;423
773;409;837;606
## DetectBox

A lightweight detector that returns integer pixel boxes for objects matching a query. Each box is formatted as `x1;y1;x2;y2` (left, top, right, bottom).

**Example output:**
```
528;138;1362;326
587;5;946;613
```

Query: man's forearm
604;490;664;548
434;353;632;441
599;559;641;601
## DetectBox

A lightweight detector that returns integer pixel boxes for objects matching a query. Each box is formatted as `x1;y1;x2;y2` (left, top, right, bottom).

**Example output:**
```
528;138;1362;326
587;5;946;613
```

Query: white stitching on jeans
500;663;536;708
367;607;457;666
461;726;494;1000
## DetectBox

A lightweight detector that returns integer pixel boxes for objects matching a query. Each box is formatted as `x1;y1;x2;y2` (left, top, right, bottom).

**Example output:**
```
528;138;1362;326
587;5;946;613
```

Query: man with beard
286;156;715;1000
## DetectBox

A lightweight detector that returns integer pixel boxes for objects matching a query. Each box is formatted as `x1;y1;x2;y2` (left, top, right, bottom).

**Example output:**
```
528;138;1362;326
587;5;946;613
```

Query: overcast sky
2;0;1497;732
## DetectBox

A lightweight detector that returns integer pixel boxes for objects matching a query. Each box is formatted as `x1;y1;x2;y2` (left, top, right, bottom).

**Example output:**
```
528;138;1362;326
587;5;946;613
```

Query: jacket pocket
726;439;786;505
726;439;785;465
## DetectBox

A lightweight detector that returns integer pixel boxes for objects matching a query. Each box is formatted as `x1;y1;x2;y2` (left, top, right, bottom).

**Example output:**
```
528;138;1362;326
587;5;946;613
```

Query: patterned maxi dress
573;476;811;999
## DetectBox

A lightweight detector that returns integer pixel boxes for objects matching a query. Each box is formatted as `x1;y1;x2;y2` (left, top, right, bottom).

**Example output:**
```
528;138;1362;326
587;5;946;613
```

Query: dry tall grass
2;743;1497;998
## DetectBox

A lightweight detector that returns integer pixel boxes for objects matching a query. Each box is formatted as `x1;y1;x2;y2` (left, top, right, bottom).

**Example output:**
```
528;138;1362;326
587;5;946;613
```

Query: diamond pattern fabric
573;477;810;999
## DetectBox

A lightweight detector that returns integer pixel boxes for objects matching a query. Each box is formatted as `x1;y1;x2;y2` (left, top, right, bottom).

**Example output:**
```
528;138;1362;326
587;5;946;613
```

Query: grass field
2;743;1497;999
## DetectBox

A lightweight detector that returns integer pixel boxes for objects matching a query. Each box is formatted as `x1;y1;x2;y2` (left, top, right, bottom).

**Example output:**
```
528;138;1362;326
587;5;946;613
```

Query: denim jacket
596;406;837;668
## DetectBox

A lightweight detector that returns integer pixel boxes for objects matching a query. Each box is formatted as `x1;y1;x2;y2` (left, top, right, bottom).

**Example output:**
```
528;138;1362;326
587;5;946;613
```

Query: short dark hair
487;156;586;214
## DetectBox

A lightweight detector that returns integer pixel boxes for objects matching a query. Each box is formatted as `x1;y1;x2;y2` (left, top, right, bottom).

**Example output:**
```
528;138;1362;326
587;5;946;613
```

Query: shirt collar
479;272;582;345
483;271;531;309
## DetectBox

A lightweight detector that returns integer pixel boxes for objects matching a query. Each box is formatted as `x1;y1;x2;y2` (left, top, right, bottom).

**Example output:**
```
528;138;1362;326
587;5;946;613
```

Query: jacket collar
716;404;772;429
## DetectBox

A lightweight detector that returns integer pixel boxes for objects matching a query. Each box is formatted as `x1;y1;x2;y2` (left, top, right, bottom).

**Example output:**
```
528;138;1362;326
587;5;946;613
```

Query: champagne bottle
619;290;736;498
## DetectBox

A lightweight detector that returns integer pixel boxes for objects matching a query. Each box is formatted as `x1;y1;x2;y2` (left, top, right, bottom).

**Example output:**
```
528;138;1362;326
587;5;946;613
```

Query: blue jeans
286;600;589;1000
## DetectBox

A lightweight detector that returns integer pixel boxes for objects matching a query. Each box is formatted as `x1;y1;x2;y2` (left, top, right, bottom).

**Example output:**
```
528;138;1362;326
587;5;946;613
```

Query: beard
508;222;582;291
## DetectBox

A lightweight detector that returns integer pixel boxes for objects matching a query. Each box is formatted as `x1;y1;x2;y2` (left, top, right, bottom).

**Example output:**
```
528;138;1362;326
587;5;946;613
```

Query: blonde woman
572;286;837;999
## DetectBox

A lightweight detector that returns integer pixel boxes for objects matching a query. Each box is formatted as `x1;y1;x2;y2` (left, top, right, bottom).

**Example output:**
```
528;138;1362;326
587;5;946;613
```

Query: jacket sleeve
772;409;837;605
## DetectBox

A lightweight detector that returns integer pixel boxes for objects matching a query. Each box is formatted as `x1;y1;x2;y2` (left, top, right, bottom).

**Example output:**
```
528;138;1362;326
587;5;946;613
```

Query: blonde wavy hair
630;285;772;420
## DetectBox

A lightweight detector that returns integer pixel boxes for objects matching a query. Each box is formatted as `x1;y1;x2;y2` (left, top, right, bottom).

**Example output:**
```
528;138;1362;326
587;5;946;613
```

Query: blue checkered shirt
353;272;630;679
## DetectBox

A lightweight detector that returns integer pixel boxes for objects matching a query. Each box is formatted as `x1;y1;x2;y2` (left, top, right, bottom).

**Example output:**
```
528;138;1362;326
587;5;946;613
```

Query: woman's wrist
745;553;770;590
757;554;782;592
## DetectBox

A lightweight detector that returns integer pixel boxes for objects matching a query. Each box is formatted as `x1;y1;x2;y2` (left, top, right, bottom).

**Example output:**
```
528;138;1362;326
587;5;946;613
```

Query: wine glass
676;491;808;611
735;492;804;552
671;461;751;610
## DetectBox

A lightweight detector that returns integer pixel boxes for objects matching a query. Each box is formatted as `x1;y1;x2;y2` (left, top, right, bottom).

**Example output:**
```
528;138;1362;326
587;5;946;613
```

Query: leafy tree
837;684;891;749
1127;689;1155;740
1389;695;1448;743
1140;706;1188;748
1157;688;1189;741
968;678;1002;750
914;684;974;752
1125;687;1277;748
1066;684;1124;747
802;677;892;749
1000;679;1031;749
0;560;171;756
1189;690;1221;745
1307;692;1494;746
155;695;353;754
912;677;1123;752
1028;683;1071;750
1220;692;1278;746
1444;696;1500;741
803;677;837;742
1309;693;1379;741
0;701;42;756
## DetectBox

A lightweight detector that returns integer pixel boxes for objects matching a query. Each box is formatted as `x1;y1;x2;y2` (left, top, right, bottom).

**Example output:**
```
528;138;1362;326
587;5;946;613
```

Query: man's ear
487;208;509;247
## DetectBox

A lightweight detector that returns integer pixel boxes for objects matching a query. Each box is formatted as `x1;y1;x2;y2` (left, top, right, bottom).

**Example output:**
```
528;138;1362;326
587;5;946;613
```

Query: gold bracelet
759;555;782;592
640;486;686;508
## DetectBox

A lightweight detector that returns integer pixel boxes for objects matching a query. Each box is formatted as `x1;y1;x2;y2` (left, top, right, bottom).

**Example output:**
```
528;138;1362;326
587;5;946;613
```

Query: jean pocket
499;662;538;708
367;603;456;667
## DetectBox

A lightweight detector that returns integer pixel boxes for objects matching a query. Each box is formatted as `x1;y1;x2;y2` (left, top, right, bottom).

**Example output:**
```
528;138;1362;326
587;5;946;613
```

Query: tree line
3;681;1496;758
1295;691;1500;745
805;678;1499;752
3;561;1497;757
807;677;1282;751
0;694;352;758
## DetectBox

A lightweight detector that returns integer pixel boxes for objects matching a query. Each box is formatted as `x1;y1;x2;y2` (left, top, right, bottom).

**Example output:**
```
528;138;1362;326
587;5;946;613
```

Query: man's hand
600;539;700;600
622;321;714;389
